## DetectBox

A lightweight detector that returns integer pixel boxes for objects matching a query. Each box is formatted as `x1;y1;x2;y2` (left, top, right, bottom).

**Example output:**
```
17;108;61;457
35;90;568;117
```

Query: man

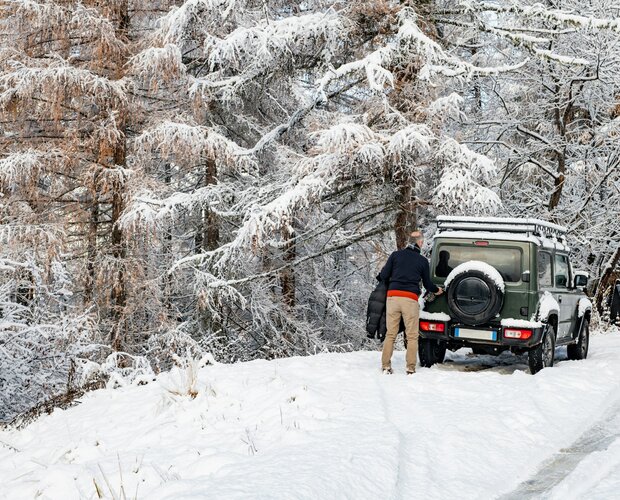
379;230;443;374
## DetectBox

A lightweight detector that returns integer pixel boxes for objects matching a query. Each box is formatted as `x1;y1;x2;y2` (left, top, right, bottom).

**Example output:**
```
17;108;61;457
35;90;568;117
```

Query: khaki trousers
381;296;420;373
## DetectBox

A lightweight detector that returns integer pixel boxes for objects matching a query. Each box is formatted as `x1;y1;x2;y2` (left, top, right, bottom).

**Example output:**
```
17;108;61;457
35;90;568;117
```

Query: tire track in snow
375;372;406;499
376;371;428;500
498;387;620;499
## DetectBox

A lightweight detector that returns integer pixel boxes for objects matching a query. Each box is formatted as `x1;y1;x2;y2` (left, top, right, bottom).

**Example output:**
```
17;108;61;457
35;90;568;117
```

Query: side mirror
574;272;588;288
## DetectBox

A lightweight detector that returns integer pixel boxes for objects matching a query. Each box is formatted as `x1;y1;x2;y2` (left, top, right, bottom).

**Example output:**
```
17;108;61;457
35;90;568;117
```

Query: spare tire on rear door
445;261;505;326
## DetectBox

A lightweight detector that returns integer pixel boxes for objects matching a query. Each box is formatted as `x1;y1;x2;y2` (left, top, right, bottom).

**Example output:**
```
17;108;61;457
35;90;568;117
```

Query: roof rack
436;216;567;242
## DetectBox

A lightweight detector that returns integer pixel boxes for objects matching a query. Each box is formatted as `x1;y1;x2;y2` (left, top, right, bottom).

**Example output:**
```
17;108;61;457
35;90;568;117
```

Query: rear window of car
434;245;522;282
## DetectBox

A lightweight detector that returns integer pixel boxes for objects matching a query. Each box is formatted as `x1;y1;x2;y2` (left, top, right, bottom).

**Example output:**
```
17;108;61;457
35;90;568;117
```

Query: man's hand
436;287;444;296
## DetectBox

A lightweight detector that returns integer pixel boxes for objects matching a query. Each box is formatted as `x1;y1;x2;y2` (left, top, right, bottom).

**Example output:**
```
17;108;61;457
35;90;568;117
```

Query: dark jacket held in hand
365;278;405;341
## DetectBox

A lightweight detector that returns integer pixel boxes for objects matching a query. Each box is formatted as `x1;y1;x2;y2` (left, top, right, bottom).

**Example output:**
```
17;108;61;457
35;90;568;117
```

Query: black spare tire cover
446;266;504;325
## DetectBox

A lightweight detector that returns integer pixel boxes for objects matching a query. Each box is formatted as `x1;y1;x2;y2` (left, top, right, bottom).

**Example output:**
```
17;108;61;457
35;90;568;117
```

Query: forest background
1;0;619;421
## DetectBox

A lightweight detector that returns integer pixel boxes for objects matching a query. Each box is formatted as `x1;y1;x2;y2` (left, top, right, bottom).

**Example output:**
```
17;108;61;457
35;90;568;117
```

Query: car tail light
474;241;489;246
504;328;532;340
420;321;445;332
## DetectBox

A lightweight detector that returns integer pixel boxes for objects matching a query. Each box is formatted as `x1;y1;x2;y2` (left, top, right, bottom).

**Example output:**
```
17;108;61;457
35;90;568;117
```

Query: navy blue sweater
379;244;439;295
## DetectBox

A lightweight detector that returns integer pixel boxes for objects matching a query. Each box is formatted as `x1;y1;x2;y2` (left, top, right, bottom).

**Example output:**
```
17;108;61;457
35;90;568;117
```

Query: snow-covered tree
434;0;620;293
2;0;619;421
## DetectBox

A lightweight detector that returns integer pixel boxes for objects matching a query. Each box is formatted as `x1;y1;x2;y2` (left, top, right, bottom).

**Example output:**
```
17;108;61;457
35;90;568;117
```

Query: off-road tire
447;269;504;325
418;338;447;368
528;323;556;374
567;318;589;360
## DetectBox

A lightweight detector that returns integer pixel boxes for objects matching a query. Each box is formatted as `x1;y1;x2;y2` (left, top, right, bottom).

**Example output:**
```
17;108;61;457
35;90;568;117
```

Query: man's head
409;230;424;248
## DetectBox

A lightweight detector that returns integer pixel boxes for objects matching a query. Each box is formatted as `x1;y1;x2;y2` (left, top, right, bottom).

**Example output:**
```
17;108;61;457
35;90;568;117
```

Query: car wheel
567;318;589;360
528;323;556;374
419;338;447;368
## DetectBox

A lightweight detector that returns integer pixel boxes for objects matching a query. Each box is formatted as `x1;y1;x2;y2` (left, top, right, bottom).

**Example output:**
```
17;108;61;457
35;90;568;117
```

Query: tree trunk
109;0;129;351
205;157;219;251
395;182;416;249
162;163;173;315
280;225;296;309
85;172;99;304
195;157;219;252
595;246;620;316
548;150;566;212
110;135;127;351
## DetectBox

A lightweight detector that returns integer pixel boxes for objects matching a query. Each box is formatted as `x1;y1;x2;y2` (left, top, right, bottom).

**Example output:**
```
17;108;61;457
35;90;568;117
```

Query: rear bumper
419;322;544;348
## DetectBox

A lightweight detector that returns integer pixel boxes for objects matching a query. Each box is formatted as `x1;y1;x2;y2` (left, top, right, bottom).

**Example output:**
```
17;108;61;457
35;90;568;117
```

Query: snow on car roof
436;215;567;233
435;216;569;250
433;230;570;252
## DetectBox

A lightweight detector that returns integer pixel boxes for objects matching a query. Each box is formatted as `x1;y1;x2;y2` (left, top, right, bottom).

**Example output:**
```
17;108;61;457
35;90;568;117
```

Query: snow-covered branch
133;120;253;171
0;59;126;108
4;1;127;59
127;44;186;87
459;1;620;32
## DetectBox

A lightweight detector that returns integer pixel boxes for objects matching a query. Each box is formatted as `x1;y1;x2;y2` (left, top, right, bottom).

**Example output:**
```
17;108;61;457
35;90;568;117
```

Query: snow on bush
159;354;215;401
0;307;102;422
85;352;155;389
444;261;505;292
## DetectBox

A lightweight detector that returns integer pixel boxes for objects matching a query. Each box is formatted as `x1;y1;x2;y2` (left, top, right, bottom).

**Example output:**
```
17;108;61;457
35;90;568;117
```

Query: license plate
454;328;497;341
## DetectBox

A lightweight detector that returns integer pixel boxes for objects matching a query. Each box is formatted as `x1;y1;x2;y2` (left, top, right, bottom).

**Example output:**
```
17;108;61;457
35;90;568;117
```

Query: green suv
419;216;592;374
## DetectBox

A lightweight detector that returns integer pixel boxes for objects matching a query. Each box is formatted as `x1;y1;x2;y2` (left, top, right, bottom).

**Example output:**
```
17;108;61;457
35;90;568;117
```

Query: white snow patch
419;310;451;322
444;260;505;292
578;297;593;318
501;318;543;329
538;291;560;322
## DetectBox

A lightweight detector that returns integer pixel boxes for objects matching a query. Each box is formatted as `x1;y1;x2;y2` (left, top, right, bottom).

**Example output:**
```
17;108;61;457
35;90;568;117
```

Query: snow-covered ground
2;332;620;500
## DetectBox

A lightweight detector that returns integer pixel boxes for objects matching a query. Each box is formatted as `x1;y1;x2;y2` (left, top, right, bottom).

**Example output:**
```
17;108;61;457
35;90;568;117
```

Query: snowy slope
2;333;620;500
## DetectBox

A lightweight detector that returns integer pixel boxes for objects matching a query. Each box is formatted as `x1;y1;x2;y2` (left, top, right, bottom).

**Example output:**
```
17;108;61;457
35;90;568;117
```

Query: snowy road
1;332;620;499
501;395;620;499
